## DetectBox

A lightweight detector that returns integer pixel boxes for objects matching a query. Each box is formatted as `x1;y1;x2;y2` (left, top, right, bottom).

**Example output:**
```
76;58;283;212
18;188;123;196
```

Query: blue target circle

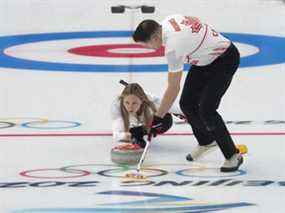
0;31;285;72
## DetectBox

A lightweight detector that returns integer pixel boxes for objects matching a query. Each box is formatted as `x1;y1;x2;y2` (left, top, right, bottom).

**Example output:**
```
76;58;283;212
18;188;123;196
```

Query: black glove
132;137;147;148
148;114;173;140
173;113;187;120
148;115;164;139
129;126;147;139
129;126;147;148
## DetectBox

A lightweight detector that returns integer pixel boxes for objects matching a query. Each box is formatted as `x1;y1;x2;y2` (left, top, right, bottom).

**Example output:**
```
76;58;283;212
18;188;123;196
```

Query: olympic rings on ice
0;117;81;129
19;163;246;179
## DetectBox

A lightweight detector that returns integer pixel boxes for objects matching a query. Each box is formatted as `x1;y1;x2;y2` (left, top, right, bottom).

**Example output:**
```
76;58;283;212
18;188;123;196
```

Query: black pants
179;43;240;159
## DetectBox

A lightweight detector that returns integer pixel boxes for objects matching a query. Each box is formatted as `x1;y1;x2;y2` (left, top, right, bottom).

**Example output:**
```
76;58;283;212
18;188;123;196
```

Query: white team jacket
161;14;231;72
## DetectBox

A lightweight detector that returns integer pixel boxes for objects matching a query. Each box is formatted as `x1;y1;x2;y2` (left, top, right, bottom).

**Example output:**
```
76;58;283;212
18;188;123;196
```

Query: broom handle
136;136;151;172
119;79;129;86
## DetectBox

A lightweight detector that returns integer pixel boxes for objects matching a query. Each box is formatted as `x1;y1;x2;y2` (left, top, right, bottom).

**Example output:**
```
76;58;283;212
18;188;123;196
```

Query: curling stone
111;143;143;165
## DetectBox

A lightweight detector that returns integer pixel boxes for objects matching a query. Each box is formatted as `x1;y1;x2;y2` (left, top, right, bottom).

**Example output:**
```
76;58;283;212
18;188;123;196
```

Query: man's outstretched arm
156;71;183;118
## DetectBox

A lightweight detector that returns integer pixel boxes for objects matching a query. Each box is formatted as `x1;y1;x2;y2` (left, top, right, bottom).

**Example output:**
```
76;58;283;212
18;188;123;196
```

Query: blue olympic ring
21;120;81;129
176;168;246;178
0;31;285;72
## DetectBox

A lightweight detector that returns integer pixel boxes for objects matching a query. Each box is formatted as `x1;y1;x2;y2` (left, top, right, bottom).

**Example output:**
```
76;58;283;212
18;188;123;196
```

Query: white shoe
220;153;243;172
186;141;218;161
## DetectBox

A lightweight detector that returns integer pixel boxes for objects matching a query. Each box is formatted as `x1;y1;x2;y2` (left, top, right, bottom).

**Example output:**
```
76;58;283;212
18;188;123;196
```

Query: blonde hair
119;83;156;131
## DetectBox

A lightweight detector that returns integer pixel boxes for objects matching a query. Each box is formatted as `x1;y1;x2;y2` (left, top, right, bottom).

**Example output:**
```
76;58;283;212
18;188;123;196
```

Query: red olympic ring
19;168;91;179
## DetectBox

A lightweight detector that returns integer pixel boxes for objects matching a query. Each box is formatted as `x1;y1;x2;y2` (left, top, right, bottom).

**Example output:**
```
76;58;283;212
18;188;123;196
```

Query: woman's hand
123;132;132;142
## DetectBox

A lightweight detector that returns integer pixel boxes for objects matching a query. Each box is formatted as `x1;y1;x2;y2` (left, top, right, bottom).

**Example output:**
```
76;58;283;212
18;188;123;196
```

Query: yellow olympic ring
0;117;48;125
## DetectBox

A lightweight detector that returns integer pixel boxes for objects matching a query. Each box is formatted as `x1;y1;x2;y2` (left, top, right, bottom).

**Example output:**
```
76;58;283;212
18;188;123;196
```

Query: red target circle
68;44;165;58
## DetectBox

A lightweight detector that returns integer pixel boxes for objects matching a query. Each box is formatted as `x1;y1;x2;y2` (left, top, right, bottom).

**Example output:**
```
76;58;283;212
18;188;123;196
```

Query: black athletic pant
179;43;240;159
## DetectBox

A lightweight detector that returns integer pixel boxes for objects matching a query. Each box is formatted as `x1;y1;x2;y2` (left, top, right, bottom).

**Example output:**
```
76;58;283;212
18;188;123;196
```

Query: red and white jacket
161;14;231;72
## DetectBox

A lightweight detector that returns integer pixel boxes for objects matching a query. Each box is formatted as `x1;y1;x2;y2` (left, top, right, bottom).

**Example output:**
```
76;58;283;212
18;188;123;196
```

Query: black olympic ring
60;164;128;175
0;122;16;129
97;168;168;178
60;164;168;178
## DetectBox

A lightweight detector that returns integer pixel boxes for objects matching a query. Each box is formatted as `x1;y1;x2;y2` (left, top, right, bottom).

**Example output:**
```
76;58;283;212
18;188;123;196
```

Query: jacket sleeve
110;98;128;142
147;93;183;115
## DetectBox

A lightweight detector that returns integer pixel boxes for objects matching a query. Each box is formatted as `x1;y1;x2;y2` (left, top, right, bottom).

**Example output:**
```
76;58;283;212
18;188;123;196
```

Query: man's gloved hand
148;115;164;139
173;113;187;121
